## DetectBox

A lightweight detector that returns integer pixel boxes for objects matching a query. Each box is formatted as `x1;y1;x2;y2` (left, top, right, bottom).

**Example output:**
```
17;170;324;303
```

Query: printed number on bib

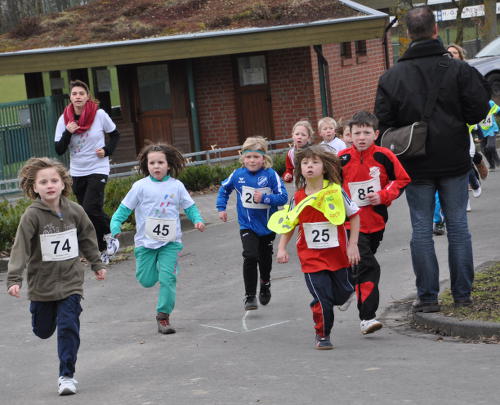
241;186;271;209
348;176;381;207
145;218;177;242
480;114;493;128
303;222;339;249
40;229;79;261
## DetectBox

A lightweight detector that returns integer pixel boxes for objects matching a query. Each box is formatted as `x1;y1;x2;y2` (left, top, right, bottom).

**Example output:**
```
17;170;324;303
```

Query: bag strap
422;57;450;122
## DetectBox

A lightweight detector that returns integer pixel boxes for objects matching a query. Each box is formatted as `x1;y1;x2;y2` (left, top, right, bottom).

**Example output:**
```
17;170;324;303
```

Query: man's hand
8;285;20;298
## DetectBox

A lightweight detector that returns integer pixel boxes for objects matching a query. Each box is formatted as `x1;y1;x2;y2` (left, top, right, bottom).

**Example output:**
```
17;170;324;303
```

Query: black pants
240;229;275;296
352;230;384;321
480;136;500;169
72;174;110;251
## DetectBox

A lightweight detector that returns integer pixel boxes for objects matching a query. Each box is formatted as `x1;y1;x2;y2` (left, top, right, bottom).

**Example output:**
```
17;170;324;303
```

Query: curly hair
293;145;342;189
239;136;273;169
19;157;72;200
137;143;186;178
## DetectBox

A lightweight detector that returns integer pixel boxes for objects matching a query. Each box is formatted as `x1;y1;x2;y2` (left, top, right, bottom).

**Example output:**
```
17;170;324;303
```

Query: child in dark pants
7;157;106;396
217;136;288;310
338;111;410;334
274;145;360;349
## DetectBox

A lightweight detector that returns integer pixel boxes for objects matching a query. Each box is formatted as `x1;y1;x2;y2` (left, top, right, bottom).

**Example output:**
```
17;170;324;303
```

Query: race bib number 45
303;222;339;249
241;186;271;209
145;217;177;242
40;228;79;262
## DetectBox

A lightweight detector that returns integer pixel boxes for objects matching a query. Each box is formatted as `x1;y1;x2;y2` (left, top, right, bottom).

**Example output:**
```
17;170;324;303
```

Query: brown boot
156;312;176;334
475;159;488;180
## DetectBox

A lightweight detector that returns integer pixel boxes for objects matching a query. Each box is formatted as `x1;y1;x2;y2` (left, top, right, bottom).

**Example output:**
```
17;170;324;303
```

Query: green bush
0;198;31;251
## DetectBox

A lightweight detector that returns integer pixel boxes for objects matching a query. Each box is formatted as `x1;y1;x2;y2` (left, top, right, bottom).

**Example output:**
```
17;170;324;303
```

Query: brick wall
310;38;388;126
194;55;239;149
267;48;318;141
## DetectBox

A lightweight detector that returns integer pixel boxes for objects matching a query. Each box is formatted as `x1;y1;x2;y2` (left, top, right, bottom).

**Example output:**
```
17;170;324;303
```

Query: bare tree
451;0;467;46
482;0;497;44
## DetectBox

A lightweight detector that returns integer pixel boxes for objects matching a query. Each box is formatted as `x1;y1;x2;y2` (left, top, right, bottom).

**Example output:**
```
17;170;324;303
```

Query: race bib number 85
348;176;381;207
40;229;78;261
145;217;177;242
303;222;339;249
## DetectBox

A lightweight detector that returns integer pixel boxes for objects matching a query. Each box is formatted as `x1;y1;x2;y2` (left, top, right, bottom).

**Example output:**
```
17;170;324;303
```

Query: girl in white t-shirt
110;144;205;334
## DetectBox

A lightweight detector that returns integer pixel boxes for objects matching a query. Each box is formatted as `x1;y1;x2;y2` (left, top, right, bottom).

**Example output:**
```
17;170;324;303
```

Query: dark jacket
375;39;490;180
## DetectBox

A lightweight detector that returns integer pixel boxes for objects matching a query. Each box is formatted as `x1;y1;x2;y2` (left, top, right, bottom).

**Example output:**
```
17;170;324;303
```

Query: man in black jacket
375;6;490;312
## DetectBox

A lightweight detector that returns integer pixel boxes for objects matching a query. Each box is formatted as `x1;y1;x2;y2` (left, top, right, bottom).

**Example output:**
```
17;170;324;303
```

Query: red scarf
63;101;98;134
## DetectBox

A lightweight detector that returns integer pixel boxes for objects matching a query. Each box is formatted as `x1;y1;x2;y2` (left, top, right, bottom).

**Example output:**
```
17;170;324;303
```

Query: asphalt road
1;172;499;404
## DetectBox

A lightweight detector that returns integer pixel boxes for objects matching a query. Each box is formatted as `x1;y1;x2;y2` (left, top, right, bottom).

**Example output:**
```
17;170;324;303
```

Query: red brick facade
194;38;389;149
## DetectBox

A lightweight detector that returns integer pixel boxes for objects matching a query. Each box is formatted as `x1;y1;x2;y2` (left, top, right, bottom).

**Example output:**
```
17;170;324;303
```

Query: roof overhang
0;0;387;75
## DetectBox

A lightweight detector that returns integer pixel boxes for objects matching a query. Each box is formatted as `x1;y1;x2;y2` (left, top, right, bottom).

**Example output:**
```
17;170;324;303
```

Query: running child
338;111;410;334
318;116;346;155
217;136;288;310
110;144;205;334
273;145;360;350
283;120;314;183
7;157;107;396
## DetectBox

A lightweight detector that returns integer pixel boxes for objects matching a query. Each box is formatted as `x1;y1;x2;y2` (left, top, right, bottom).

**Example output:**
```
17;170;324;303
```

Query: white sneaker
100;251;110;265
103;233;120;257
58;376;78;395
360;319;383;335
472;186;482;198
466;199;471;212
338;291;356;311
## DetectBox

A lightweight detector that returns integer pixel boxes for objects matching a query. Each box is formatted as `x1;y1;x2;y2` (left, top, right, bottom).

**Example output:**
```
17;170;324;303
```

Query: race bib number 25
303;222;339;249
40;228;79;261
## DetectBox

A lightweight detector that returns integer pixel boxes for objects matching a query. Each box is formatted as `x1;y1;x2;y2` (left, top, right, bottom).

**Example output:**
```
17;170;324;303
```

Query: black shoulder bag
380;59;449;159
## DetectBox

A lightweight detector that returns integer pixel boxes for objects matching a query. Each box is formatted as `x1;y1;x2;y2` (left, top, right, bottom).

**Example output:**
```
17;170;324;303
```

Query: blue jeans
405;174;474;302
30;294;82;377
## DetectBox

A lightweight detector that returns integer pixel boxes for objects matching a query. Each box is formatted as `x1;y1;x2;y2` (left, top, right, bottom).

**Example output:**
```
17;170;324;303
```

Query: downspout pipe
313;45;331;117
187;59;202;159
383;17;398;70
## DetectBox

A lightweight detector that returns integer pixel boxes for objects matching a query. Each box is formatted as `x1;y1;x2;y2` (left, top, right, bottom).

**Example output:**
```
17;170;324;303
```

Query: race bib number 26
40;229;79;262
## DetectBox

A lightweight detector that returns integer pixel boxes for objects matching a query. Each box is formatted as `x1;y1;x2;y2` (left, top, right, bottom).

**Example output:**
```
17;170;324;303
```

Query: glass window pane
137;64;171;112
238;55;267;86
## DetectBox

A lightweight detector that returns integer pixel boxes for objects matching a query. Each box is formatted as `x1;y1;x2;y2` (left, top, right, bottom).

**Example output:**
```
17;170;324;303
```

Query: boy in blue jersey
217;136;288;310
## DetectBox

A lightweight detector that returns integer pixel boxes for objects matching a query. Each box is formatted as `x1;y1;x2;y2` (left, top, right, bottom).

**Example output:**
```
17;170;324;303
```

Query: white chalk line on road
200;314;290;334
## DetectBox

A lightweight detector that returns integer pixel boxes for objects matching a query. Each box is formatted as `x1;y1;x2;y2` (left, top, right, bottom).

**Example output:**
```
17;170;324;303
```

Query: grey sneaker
156;313;176;334
314;335;333;350
433;222;446;236
244;295;258;311
412;299;440;313
360;319;383;335
58;376;78;395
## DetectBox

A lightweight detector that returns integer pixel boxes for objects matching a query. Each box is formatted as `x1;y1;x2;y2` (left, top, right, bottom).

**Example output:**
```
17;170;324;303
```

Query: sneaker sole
58;387;77;396
361;323;383;335
158;327;176;334
314;344;334;350
245;305;258;311
258;296;271;306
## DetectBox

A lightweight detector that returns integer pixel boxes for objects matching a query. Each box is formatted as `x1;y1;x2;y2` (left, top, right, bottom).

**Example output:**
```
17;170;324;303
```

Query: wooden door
135;63;172;149
234;55;274;143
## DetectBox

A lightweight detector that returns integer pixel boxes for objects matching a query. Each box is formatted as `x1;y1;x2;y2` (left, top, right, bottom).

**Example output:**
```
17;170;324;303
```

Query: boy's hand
277;248;289;264
218;211;227;222
367;192;381;205
95;269;107;280
7;285;20;298
253;190;263;203
195;222;205;232
283;173;293;182
347;243;360;266
96;148;106;158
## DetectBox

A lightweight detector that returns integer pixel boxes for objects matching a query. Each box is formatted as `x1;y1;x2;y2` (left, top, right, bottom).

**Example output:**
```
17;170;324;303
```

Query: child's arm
283;152;294;182
110;204;133;237
216;171;236;222
185;203;205;232
6;213;35;297
367;152;411;206
76;207;108;273
276;229;294;264
347;213;360;265
254;172;288;206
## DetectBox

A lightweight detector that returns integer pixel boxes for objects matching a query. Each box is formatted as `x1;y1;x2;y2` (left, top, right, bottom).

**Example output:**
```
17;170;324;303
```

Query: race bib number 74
40;229;79;261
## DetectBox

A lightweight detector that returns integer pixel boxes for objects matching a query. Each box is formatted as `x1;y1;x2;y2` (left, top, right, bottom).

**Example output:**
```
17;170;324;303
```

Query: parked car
468;36;500;99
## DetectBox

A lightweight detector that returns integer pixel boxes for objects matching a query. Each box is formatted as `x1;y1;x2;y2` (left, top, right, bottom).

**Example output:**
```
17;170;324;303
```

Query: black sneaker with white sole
244;295;258;310
259;281;271;305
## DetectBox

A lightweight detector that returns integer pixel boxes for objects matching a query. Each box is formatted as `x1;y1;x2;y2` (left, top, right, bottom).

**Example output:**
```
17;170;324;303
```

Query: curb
412;311;500;339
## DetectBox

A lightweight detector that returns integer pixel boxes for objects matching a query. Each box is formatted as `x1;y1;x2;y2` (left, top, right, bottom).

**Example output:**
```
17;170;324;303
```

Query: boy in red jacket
338;111;410;335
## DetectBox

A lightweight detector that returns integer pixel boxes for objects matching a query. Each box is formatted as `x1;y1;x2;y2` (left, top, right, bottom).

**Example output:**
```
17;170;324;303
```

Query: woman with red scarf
55;80;120;264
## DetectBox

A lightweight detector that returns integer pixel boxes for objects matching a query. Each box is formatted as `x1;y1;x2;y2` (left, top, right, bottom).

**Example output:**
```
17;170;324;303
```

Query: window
237;55;267;86
355;40;367;56
340;42;352;59
137;64;171;112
